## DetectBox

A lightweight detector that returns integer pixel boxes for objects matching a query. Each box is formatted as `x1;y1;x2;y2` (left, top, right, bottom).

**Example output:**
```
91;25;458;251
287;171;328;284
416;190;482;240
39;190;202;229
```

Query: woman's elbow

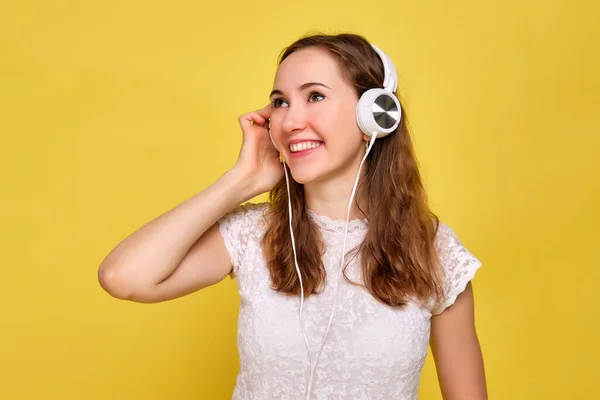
97;264;135;300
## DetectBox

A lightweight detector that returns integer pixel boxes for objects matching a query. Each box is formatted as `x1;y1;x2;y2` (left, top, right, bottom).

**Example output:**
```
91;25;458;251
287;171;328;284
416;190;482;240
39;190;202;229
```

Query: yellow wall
1;0;598;398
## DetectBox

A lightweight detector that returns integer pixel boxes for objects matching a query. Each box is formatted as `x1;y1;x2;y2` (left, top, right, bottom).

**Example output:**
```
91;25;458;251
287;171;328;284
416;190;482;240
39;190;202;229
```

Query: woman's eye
271;98;288;108
309;93;325;102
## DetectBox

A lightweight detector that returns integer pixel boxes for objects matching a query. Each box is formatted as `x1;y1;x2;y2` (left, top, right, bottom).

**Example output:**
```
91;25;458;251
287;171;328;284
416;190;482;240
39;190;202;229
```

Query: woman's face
269;47;365;185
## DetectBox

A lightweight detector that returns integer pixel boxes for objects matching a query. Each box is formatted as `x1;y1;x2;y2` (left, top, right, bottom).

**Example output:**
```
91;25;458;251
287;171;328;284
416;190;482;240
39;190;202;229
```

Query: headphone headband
370;44;398;93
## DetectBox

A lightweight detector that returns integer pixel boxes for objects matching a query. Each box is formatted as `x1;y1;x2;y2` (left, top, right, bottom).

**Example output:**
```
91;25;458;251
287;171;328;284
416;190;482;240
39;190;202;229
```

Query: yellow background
1;0;598;398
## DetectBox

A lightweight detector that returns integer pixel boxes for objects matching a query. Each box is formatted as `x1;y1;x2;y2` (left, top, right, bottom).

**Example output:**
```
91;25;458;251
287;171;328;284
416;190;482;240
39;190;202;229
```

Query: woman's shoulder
217;202;271;276
219;201;271;231
229;201;270;218
433;220;456;248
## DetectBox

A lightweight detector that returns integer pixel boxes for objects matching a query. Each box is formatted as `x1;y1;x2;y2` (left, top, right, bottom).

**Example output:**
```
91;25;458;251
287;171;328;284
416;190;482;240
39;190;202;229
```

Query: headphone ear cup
356;88;402;138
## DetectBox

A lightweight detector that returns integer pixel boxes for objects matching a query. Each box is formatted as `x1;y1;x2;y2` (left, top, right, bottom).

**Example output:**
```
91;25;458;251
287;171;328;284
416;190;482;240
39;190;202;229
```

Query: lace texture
218;202;482;400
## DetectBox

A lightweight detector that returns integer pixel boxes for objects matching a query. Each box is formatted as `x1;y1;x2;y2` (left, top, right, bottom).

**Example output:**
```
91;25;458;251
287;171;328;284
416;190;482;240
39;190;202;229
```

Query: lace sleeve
217;202;268;278
431;222;482;315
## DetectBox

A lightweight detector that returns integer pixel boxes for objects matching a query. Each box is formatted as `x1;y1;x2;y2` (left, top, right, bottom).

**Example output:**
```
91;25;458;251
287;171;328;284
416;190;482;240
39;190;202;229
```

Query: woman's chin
289;166;322;185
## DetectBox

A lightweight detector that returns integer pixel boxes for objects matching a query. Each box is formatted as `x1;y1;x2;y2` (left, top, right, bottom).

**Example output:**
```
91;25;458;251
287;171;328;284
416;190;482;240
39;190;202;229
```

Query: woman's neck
303;170;368;222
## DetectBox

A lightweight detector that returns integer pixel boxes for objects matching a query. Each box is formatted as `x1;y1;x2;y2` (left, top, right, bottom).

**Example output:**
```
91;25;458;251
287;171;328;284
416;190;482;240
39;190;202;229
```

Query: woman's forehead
273;48;343;90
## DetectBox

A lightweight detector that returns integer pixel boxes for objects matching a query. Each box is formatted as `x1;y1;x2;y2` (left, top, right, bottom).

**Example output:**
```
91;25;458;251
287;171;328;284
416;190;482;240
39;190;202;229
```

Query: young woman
98;33;487;400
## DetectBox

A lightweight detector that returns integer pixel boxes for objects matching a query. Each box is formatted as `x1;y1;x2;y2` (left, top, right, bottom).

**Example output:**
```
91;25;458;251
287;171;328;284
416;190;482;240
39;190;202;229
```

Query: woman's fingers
238;105;272;129
238;105;274;137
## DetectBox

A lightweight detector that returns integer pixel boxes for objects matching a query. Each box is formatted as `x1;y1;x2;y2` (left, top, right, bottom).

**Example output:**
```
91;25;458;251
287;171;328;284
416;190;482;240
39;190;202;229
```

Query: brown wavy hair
261;33;444;307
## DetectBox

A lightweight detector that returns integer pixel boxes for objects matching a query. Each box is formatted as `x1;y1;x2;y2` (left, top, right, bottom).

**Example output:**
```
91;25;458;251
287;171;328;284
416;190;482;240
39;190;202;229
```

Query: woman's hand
230;104;283;197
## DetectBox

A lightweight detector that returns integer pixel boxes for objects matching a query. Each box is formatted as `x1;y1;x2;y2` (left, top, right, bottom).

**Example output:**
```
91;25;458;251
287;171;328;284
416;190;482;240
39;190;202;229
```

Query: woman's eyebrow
269;82;331;98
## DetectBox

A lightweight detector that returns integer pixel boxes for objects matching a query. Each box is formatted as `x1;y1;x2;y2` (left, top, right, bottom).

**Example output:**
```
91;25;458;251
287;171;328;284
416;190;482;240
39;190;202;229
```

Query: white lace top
218;202;481;400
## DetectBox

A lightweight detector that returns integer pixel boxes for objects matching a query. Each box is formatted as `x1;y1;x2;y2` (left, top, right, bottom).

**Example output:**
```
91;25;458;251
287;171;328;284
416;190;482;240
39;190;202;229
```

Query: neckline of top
305;207;368;234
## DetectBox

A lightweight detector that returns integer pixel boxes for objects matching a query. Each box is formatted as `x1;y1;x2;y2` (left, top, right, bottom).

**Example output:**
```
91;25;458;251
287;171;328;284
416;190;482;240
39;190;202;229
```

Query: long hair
261;33;444;307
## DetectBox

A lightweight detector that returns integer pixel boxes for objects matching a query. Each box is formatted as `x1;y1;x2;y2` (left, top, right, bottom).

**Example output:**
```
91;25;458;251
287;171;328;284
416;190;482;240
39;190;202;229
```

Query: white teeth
290;141;322;152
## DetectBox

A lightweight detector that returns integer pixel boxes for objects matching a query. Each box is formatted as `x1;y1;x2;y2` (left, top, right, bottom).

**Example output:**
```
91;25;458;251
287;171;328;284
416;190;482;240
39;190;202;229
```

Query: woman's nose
281;104;308;133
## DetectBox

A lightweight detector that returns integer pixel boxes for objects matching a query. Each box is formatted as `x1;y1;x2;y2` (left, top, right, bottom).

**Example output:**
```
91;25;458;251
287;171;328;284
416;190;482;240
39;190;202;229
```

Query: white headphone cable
303;133;378;400
283;160;314;381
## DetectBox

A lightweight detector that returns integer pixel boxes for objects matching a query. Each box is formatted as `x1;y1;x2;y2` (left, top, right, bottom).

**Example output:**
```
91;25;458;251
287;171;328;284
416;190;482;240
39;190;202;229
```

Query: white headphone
356;44;402;139
268;43;401;399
